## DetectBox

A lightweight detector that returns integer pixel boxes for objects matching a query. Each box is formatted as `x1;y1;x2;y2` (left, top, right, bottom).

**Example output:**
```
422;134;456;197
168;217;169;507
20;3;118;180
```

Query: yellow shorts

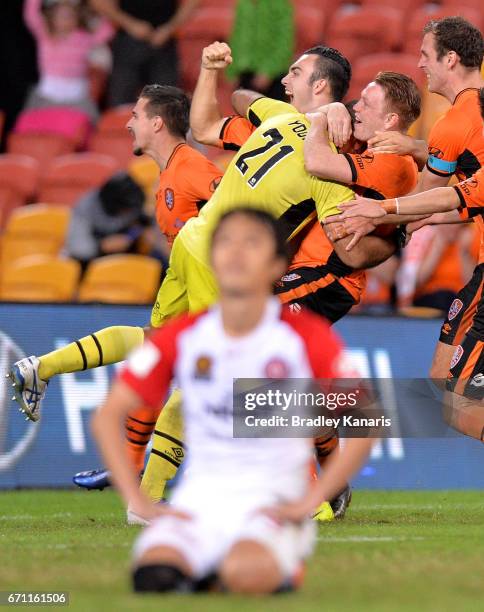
151;237;218;328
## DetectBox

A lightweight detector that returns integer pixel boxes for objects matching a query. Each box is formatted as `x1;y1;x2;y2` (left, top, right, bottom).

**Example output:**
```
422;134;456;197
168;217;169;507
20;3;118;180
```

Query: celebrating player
331;87;484;441
91;207;375;594
327;17;484;386
190;41;420;518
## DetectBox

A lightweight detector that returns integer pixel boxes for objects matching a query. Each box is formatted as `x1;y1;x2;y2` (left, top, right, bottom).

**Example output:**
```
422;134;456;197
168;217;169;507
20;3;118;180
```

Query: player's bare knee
220;540;283;594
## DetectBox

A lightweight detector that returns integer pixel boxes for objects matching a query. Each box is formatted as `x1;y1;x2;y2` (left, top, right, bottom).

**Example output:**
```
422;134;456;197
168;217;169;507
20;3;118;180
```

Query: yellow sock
38;326;145;380
140;389;184;503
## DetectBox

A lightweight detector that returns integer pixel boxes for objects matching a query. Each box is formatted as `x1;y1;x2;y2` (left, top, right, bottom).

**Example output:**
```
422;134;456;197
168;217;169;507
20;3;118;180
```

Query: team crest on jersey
281;272;301;282
194;355;212;379
165;188;175;210
448;299;463;321
264;358;290;378
450;345;464;370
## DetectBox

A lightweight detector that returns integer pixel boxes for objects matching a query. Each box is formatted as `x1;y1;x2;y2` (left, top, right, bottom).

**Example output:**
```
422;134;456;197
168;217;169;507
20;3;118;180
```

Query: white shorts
133;480;316;581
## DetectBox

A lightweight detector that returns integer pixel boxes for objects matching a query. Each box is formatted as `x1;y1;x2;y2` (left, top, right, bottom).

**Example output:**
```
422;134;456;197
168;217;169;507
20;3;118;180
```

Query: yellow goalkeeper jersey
178;97;354;265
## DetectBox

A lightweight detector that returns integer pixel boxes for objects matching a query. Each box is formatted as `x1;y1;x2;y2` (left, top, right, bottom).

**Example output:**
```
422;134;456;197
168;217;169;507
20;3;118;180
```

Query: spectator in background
66;172;156;267
23;0;114;121
227;0;294;100
90;0;200;106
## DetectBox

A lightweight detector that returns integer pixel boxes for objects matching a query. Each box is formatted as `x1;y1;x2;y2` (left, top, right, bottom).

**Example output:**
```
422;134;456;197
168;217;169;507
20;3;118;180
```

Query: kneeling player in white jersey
92;208;374;594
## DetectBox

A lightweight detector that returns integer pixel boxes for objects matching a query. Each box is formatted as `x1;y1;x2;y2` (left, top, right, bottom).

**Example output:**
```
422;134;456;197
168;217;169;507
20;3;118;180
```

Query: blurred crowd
0;0;482;314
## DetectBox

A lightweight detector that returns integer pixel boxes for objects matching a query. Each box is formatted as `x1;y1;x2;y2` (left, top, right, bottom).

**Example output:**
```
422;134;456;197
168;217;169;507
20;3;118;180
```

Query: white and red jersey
121;298;345;504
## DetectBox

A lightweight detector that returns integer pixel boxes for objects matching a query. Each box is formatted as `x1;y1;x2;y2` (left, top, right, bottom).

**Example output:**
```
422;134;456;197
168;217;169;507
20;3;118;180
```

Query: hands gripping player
92;207;376;594
190;41;421;518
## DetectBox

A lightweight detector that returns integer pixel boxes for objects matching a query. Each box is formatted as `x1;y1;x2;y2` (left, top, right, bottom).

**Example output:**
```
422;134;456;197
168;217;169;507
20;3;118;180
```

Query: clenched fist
202;41;233;70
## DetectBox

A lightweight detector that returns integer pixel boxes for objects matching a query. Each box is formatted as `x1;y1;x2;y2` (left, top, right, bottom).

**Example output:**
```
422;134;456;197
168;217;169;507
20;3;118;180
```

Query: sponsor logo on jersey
264;358;290;378
210;177;221;192
469;372;484;387
450;345;464;370
281;272;301;282
165;188;175;210
448;299;463;321
194;355;212;380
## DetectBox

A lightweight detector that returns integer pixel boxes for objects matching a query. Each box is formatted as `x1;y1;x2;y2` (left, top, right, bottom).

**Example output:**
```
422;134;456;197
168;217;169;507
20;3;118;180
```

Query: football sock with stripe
125;407;158;473
314;431;339;468
140;389;184;503
38;326;145;380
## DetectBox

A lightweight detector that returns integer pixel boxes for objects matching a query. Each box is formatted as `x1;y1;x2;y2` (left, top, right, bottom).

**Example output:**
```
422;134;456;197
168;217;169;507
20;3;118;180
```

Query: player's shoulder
176;143;218;168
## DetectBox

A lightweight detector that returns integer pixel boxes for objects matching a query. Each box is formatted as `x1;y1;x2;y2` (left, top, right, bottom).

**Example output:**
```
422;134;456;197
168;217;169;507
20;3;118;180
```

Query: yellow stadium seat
0;256;81;302
1;204;71;267
78;254;162;304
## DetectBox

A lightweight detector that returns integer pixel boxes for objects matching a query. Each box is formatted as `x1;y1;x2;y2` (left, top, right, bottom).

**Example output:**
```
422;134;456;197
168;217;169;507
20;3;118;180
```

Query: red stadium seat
7;132;74;173
294;3;327;55
178;6;234;40
38;153;118;206
404;5;482;55
88;133;138;170
348;53;425;101
0;188;24;231
326;7;403;65
0;154;40;202
96;105;132;135
363;0;422;14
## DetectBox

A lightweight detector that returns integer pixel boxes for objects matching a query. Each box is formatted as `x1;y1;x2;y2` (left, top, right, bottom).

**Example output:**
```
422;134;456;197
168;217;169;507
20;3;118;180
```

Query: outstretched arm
190;41;233;145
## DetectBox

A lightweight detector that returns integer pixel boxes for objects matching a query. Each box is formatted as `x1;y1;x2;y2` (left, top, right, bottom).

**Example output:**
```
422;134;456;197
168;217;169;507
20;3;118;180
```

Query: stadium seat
96;105;132;135
78;254;162;304
326;7;403;65
7;132;74;172
1;204;71;265
0;256;81;302
347;53;426;101
4;203;71;241
0;188;24;231
404;5;482;55
0;154;41;202
88;132;137;169
38;153;118;206
294;3;327;55
13;107;92;150
363;0;421;13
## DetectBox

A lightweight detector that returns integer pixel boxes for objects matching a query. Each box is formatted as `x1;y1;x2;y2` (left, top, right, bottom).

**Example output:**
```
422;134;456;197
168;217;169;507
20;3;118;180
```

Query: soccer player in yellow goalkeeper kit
10;68;389;510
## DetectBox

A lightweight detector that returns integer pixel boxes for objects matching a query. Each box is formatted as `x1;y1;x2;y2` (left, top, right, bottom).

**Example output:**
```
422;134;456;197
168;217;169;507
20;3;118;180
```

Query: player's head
419;17;484;95
353;72;421;141
281;46;351;112
210;208;289;298
126;85;190;156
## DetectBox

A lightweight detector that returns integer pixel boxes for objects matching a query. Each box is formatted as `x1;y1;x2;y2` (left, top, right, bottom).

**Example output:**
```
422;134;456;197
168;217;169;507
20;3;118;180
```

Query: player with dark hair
190;43;421;518
91;207;375;594
9;84;223;493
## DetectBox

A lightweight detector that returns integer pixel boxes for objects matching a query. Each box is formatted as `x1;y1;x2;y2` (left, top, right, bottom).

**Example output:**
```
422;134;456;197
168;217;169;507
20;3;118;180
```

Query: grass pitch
1;490;483;611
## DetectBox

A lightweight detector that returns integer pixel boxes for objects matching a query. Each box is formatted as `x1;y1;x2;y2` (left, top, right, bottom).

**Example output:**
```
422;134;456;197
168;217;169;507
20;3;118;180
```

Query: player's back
178;107;353;265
